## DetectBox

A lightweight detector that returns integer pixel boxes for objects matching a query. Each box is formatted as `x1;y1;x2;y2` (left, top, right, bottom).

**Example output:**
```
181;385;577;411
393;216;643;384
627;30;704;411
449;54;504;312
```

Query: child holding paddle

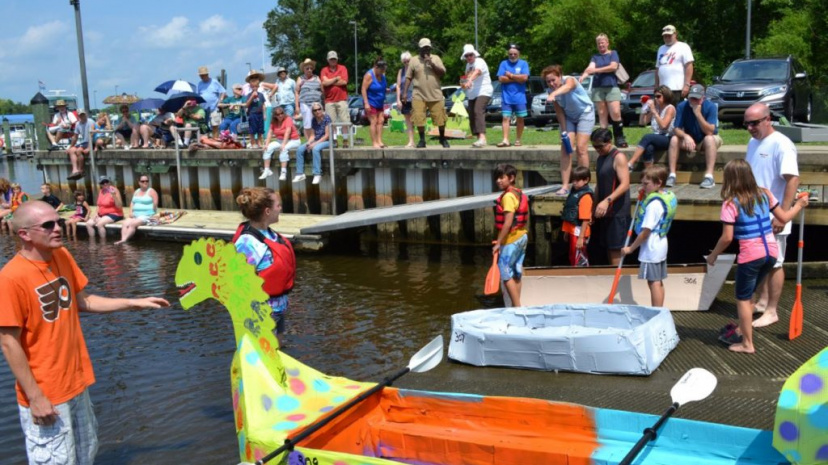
493;164;529;307
621;165;676;307
707;159;808;354
562;166;593;266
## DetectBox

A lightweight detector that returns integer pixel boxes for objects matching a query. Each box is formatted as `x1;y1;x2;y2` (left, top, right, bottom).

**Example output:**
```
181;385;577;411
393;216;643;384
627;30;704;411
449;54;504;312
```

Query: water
0;234;490;465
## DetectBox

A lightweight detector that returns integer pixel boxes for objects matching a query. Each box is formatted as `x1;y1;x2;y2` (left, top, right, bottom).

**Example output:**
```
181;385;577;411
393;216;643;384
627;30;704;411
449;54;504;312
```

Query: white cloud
138;17;190;49
199;15;232;35
0;20;70;58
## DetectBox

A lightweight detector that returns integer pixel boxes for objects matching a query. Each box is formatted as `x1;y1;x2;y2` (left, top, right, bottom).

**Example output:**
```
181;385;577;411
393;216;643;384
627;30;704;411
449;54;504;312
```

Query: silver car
530;75;598;127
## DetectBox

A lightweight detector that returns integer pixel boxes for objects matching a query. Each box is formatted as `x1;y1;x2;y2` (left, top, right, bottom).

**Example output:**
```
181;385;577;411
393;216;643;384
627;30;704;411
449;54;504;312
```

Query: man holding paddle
744;103;799;328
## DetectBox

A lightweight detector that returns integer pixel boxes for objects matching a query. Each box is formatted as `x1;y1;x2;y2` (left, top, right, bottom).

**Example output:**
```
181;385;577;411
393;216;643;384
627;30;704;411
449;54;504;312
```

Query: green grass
353;123;756;147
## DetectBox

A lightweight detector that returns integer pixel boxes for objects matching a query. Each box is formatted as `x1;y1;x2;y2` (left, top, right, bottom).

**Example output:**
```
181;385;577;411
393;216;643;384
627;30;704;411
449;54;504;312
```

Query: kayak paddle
484;243;501;296
789;205;806;340
608;190;644;304
249;335;444;465
618;368;718;465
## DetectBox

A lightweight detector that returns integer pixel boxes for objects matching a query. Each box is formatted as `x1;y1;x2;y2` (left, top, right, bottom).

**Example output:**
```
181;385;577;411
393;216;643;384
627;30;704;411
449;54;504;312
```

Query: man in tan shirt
402;38;450;148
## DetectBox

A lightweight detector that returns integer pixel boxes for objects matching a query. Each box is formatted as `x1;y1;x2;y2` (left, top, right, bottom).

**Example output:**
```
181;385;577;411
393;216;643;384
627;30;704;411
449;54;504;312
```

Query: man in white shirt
47;100;78;148
744;103;799;328
655;25;694;100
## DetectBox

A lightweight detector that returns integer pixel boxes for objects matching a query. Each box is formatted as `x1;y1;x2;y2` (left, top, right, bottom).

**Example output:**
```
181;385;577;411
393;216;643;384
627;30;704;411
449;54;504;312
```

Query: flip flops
514;141;522;147
496;141;510;148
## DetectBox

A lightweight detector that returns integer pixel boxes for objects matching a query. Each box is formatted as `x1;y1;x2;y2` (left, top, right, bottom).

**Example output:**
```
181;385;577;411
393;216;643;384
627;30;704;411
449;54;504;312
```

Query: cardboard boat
505;255;736;311
448;304;679;375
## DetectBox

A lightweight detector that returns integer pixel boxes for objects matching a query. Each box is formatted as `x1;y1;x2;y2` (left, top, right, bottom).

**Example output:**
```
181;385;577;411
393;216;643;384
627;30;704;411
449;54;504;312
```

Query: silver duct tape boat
449;304;679;375
505;254;736;311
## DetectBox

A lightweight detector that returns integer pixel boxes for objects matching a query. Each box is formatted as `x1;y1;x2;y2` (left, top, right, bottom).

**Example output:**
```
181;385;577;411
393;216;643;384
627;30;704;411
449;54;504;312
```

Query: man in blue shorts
496;45;530;147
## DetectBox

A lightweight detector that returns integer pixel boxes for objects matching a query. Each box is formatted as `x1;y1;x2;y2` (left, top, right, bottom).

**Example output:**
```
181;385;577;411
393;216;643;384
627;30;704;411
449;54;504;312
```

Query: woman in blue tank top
362;57;389;149
115;175;159;244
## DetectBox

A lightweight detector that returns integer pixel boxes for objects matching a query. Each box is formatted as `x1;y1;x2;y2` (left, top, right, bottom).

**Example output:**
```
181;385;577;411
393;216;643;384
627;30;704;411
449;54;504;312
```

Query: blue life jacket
634;191;677;237
733;193;773;258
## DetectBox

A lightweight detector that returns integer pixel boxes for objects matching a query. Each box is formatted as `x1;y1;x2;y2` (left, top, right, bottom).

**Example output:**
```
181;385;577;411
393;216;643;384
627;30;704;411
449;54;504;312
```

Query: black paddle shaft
256;366;411;465
618;402;679;465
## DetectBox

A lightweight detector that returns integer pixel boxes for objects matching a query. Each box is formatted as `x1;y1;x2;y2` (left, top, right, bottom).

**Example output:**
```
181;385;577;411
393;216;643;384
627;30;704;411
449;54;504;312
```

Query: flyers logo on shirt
34;277;72;322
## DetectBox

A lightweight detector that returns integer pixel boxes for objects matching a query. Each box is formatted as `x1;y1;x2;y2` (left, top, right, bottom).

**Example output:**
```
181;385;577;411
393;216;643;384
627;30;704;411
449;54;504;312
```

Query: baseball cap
662;25;677;35
327;51;338;60
99;175;111;184
688;84;705;99
418;38;432;48
276;66;287;74
77;108;87;115
508;43;521;51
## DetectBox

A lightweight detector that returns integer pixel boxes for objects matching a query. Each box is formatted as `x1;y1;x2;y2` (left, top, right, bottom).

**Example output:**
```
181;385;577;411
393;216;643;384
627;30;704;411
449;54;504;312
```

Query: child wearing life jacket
621;165;676;307
707;159;808;354
1;183;29;231
562;166;593;266
493;164;529;307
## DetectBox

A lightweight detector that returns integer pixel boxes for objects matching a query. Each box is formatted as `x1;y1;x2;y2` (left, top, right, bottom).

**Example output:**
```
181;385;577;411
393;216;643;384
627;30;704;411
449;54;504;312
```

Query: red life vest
494;187;529;231
232;222;296;297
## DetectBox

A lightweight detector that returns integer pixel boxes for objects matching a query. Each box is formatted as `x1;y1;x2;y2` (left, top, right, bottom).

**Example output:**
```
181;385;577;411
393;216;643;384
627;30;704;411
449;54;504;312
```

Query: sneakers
666;174;676;188
718;325;743;346
439;138;450;148
700;176;715;189
615;136;629;148
279;170;287;181
258;168;273;180
312;175;322;185
292;174;306;183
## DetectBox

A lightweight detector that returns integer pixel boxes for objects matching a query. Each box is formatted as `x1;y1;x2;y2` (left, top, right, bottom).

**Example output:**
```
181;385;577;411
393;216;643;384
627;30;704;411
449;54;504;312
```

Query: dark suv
705;56;812;125
486;76;546;124
620;70;656;126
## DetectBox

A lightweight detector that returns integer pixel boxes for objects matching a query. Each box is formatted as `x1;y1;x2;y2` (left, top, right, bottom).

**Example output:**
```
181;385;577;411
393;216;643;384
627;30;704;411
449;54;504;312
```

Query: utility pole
69;0;90;111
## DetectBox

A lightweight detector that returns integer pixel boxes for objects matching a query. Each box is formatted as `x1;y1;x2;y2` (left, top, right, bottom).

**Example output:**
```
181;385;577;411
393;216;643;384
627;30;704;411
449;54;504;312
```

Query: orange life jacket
494;187;529;231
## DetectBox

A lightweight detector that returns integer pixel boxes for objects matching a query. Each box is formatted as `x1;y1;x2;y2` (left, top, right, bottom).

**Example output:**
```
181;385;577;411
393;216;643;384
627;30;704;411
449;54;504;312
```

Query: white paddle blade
409;335;444;373
671;368;717;407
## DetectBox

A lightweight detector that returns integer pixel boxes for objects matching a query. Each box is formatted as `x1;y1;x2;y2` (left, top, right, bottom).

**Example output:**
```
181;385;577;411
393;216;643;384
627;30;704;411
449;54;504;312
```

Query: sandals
496;141;511;148
68;172;84;181
514;141;522;147
471;141;486;148
404;143;415;148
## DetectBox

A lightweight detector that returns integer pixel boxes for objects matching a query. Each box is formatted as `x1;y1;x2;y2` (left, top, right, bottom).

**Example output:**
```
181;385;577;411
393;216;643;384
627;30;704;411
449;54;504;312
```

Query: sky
0;0;279;109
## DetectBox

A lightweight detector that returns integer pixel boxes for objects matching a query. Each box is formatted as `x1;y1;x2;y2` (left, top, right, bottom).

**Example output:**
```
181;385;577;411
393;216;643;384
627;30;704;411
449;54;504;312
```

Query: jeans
218;116;240;133
263;139;301;162
296;140;330;175
637;133;671;162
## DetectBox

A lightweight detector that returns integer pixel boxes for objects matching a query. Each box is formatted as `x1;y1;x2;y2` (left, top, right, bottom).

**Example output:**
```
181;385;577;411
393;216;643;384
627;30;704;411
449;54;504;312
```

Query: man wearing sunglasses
0;201;169;464
744;102;799;329
665;83;722;189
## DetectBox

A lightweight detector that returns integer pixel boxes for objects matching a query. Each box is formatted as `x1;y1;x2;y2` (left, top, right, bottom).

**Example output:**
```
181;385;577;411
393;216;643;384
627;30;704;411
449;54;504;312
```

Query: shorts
501;102;528;118
591;86;623;102
593;214;631;250
299;103;316;129
401;101;413;115
685;134;723;151
19;389;98;465
116;128;132;139
639;260;668;281
497;233;528;282
248;111;264;136
325;101;349;124
774;233;788;268
104;214;124;222
565;106;596;135
735;256;775;300
73;142;89;149
411;99;447;127
210;110;222;126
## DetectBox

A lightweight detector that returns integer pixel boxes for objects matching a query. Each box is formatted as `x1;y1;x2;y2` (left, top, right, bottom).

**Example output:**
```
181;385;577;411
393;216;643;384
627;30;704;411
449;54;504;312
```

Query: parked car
705;56;812;125
529;74;595;128
348;93;396;126
620;69;656;126
486;76;546;124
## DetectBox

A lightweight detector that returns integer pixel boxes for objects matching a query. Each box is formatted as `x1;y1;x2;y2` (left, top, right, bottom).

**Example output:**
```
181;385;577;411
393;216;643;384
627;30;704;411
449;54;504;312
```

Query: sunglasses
654;94;664;99
23;218;66;231
312;108;323;112
744;117;767;128
139;179;149;183
275;112;285;117
592;142;609;149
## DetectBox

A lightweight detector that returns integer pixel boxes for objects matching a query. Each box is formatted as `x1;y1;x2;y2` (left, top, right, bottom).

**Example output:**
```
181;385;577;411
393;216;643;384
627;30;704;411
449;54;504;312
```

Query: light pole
474;0;478;50
115;85;119;97
93;90;97;110
69;0;90;112
349;21;358;90
745;0;752;59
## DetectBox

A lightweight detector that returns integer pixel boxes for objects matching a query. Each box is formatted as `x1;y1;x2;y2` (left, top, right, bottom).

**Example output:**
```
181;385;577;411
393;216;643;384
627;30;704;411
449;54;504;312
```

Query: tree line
264;0;827;94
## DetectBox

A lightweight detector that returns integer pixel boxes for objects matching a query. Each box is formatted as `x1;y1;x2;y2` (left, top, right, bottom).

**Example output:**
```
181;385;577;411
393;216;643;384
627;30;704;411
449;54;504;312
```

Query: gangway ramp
300;185;561;234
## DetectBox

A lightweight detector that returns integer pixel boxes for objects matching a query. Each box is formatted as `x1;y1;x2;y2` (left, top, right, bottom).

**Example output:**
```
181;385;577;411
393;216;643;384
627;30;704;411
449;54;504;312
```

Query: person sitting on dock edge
67;108;91;181
493;164;529;307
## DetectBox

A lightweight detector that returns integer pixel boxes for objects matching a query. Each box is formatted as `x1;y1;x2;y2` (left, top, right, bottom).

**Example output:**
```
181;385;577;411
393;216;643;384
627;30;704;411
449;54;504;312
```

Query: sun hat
198;66;209;75
688;84;705;99
99;175;111;183
245;70;265;83
55;99;67;107
460;44;480;60
327;51;338;60
418;38;432;48
662;25;677;35
300;58;317;70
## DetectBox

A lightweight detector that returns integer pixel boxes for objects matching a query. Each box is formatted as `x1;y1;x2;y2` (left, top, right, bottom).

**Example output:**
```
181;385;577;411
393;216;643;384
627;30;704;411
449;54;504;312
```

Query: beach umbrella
130;98;165;112
773;347;828;465
160;92;205;113
102;93;141;105
154;80;197;95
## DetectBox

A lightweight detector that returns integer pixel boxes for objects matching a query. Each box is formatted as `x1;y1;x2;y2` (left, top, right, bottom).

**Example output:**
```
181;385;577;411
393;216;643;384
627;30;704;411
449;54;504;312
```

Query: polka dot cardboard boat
175;238;790;465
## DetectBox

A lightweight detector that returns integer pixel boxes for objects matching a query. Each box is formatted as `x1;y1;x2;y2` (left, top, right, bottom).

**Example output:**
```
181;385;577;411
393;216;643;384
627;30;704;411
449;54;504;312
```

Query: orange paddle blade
484;253;501;295
607;267;622;304
788;284;803;340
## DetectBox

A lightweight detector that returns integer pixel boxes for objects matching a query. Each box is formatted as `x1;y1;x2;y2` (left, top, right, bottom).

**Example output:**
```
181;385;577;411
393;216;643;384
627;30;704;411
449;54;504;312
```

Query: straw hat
55;99;67;107
300;58;317;71
198;66;209;75
245;70;265;83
